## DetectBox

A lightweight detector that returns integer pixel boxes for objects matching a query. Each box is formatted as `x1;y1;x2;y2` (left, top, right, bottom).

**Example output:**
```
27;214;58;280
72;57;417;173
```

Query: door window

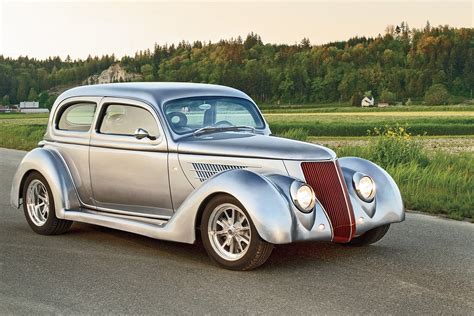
99;104;159;138
57;102;96;131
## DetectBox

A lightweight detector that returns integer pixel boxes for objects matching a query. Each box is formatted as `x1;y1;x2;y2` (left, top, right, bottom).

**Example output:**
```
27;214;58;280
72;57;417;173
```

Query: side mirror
134;128;156;140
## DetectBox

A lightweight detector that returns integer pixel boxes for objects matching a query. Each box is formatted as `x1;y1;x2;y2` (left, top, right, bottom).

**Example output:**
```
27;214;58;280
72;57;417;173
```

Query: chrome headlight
290;181;316;213
353;172;375;202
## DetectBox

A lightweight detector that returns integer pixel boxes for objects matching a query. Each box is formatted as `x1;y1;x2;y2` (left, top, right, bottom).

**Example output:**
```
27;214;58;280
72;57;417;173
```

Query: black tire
200;195;273;271
346;224;390;246
22;171;73;235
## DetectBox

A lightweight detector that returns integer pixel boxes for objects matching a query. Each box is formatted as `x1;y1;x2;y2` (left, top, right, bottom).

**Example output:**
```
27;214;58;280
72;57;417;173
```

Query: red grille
301;160;355;243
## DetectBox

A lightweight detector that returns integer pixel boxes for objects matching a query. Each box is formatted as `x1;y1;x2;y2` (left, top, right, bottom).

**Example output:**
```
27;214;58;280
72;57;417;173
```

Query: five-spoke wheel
22;172;72;235
25;179;50;226
201;195;273;270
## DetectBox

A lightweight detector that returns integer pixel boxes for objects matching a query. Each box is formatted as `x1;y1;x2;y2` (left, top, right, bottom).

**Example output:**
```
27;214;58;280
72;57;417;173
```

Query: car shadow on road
63;222;393;271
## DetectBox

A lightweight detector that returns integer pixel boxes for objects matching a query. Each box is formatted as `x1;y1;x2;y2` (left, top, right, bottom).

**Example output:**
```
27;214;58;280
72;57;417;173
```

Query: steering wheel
167;112;188;128
214;120;233;127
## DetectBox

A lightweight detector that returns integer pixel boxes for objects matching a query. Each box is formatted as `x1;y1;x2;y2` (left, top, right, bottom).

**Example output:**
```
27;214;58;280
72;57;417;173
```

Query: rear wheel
200;195;273;270
22;172;72;235
346;224;390;246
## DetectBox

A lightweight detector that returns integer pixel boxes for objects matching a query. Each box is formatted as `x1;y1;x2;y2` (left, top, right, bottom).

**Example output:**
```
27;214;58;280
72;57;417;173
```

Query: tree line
0;22;472;108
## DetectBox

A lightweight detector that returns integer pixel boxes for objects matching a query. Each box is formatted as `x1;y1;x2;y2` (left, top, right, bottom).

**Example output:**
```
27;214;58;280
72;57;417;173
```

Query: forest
0;22;472;108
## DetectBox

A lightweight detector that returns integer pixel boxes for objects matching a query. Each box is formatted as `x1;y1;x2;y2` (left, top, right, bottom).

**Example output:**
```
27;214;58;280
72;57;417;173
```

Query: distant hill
0;22;472;108
83;63;142;85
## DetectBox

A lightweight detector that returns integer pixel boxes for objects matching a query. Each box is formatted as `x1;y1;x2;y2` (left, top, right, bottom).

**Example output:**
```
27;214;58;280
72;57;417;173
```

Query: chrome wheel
26;179;49;227
208;203;251;261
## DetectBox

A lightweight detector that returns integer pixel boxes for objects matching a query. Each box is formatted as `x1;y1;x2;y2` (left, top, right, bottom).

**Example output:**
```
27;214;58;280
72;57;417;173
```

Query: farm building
19;101;49;113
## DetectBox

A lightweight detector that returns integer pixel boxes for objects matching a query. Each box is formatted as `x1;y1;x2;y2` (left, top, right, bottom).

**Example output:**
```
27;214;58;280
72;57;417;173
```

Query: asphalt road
1;148;473;314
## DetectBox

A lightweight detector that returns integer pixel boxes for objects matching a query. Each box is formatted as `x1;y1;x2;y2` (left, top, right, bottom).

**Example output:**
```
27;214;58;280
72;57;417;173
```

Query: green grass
261;104;473;113
336;146;473;220
266;114;474;136
0;124;46;150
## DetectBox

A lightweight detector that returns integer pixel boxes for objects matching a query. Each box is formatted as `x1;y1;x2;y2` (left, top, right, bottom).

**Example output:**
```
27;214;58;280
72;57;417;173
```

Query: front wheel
200;195;273;270
22;172;73;235
346;224;390;246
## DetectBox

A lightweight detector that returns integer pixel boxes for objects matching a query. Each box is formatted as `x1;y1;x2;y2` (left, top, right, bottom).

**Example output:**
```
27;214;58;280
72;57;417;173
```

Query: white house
361;96;374;107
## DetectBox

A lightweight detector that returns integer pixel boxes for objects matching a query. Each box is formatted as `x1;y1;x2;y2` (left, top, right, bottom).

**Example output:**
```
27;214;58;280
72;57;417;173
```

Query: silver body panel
11;82;405;245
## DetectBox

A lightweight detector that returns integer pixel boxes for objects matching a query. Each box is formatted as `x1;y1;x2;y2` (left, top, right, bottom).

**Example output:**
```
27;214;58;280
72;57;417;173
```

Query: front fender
339;157;405;236
10;148;80;218
165;169;332;244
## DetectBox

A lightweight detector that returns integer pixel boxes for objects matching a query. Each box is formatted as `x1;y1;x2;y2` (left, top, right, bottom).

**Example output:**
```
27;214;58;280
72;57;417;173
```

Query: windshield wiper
193;125;256;136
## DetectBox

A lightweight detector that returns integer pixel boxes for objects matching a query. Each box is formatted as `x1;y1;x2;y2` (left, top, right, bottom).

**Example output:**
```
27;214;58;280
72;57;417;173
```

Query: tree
27;88;38;101
424;84;450;105
300;38;311;49
2;95;10;105
140;64;154;81
243;32;262;50
16;79;27;102
38;91;49;107
380;89;396;104
0;24;471;106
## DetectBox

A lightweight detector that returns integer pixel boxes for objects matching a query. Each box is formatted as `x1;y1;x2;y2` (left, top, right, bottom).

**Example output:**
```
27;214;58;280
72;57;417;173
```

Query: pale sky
0;0;472;59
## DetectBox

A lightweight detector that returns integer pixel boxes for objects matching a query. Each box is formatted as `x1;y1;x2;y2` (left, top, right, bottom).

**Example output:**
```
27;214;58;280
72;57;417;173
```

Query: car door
89;97;173;218
50;97;101;206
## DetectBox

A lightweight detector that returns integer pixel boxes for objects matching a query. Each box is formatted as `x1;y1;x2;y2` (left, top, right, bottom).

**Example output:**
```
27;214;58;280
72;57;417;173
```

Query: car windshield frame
163;96;266;136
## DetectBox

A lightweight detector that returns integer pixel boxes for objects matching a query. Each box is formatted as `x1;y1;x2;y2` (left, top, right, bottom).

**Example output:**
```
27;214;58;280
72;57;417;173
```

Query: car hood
177;132;336;161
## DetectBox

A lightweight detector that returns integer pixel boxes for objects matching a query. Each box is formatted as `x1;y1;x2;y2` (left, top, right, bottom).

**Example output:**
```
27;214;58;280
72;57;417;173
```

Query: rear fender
10;148;80;218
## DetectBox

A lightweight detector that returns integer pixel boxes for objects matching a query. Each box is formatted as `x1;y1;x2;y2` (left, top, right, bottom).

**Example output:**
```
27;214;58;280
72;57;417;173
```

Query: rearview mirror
134;128;156;140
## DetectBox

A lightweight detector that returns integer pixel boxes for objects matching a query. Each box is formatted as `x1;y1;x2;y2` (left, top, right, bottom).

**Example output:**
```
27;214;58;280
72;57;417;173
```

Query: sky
0;0;472;60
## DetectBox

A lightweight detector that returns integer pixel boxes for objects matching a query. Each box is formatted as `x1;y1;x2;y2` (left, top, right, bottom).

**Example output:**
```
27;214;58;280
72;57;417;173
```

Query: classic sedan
11;82;405;270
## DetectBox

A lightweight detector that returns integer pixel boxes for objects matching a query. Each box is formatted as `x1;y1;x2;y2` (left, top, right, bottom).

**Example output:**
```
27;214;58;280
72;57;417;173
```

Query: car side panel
50;142;94;206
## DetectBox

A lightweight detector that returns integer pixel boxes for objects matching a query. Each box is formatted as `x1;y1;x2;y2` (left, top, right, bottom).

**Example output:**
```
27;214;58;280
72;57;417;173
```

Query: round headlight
290;181;316;212
353;173;375;202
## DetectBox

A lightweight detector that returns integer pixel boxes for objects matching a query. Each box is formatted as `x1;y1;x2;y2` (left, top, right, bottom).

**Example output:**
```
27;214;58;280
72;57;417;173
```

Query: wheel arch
194;191;224;230
10;148;81;218
339;157;405;236
166;169;296;245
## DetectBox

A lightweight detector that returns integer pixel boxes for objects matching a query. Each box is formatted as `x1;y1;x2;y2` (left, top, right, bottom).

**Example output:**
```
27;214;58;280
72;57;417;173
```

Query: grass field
266;111;474;136
1;108;473;220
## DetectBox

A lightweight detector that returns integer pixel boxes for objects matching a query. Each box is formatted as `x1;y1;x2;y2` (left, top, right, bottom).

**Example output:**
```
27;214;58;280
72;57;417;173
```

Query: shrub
350;92;363;106
424;84;450;105
278;128;308;141
368;125;428;168
380;89;396;104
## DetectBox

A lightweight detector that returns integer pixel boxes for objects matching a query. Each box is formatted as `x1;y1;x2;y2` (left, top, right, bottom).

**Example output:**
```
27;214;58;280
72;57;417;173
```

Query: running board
63;209;195;244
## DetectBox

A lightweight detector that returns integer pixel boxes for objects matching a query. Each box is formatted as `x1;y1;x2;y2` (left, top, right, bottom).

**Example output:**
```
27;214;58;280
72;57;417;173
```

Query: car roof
55;82;253;108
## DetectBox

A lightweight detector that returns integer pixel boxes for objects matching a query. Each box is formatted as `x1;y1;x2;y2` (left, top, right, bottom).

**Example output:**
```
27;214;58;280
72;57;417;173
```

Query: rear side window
57;103;96;131
99;104;159;137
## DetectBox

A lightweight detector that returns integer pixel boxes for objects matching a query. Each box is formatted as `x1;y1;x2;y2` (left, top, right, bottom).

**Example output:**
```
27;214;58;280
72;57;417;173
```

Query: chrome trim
26;179;50;226
289;181;316;213
207;203;251;261
352;172;376;202
334;160;355;240
192;163;247;182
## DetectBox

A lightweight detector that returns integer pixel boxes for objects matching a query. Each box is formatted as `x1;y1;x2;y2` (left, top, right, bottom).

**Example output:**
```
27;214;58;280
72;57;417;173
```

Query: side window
99;104;159;137
57;103;96;131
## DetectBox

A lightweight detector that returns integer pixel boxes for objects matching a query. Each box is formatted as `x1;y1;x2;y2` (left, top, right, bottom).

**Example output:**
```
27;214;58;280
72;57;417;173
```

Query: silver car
11;83;404;270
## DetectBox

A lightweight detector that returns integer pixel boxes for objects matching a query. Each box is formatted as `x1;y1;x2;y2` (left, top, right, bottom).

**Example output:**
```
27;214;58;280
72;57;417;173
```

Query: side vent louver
192;163;247;182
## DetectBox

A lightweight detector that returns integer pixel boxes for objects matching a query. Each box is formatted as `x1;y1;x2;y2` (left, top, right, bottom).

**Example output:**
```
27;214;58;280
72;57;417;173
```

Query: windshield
164;97;265;135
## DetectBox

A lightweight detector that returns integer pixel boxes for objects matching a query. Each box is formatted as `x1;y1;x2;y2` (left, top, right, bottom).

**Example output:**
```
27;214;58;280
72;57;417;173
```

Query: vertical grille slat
192;163;247;182
301;160;356;243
